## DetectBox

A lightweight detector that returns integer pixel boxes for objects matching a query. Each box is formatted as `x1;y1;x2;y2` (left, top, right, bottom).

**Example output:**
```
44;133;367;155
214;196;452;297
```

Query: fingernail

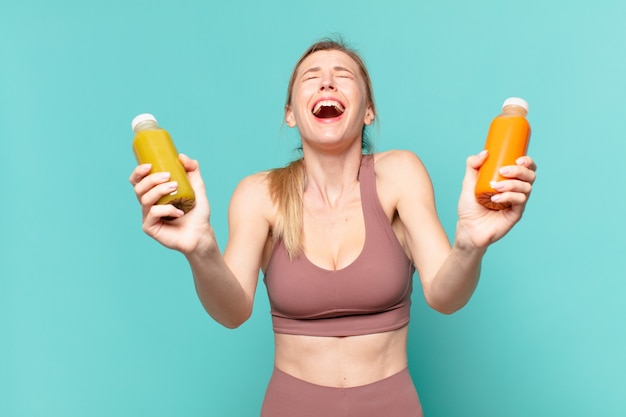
158;172;171;181
141;163;152;170
167;181;178;190
490;181;505;191
479;150;488;157
499;167;511;175
491;193;502;202
516;157;527;165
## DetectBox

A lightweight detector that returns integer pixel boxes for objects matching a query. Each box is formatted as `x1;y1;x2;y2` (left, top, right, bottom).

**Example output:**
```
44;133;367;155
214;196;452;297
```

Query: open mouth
312;100;345;119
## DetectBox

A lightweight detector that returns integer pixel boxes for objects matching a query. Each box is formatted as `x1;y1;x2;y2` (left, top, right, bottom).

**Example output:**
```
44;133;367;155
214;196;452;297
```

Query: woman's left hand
456;151;537;249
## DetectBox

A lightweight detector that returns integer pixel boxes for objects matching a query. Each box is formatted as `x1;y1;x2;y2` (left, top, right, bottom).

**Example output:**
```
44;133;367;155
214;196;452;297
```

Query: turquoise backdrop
2;0;625;416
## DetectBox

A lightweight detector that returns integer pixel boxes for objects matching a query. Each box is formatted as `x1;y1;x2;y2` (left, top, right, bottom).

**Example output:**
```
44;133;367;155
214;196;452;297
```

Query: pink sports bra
263;154;415;337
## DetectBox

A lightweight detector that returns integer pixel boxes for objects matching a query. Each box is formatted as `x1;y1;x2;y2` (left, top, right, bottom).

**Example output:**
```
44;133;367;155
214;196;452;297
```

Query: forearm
184;227;252;328
425;237;487;314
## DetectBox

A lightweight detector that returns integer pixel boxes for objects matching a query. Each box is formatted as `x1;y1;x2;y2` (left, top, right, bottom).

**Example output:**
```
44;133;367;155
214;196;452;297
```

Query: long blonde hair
268;37;377;259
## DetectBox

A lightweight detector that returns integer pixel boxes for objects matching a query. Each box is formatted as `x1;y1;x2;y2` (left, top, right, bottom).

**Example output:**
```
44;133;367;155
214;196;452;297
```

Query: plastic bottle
131;114;196;214
475;98;531;210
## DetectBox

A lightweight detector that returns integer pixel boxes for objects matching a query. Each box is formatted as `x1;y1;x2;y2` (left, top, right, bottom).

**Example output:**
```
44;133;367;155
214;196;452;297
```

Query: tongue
315;106;342;119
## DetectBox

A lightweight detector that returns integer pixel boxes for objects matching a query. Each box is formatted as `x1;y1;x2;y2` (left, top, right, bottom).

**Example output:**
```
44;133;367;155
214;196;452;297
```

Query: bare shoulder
373;150;432;191
367;150;432;221
229;171;276;224
234;170;273;194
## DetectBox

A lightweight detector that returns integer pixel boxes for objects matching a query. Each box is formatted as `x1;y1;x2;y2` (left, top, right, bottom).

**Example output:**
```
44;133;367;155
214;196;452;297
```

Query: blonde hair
269;37;377;259
268;158;305;258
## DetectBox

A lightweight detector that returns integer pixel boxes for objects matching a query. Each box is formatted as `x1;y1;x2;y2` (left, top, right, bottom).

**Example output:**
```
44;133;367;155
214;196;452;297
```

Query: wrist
183;223;220;260
453;224;489;255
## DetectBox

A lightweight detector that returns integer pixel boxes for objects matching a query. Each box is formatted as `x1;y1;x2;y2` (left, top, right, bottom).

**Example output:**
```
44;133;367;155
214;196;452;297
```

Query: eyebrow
301;66;355;76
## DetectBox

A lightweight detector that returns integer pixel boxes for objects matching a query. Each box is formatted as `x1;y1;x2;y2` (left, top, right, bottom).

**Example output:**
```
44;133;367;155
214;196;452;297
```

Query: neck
301;146;364;208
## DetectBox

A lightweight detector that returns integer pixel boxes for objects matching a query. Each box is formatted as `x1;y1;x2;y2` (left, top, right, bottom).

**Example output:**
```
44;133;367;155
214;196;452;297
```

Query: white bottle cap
131;113;157;131
503;97;529;112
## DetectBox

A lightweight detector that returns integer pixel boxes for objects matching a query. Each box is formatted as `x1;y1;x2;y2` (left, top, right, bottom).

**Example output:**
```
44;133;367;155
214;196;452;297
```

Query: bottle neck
502;105;528;117
133;120;159;133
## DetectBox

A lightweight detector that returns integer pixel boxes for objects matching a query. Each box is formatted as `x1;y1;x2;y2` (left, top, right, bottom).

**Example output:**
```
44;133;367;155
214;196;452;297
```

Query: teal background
1;0;625;416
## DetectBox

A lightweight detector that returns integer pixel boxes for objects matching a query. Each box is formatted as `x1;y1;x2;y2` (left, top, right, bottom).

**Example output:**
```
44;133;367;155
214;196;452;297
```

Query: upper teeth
313;100;345;115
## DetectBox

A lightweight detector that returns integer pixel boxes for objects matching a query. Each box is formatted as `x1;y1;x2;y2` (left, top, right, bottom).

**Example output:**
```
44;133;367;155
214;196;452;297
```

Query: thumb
467;150;488;171
179;153;199;173
464;150;487;180
461;150;487;191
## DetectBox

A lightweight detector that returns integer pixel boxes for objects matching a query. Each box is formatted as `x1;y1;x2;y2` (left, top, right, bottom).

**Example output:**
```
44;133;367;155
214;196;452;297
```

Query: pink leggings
260;367;424;417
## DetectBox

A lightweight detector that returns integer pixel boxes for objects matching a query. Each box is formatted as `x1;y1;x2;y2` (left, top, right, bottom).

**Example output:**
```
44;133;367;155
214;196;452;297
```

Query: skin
129;50;537;388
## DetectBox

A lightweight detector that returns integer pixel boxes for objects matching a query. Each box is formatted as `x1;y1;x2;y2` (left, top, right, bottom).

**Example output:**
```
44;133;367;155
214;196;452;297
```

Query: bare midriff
273;325;409;388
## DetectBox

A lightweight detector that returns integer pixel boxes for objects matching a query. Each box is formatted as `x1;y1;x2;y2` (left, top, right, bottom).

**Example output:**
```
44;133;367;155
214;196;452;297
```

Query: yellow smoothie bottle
131;114;196;214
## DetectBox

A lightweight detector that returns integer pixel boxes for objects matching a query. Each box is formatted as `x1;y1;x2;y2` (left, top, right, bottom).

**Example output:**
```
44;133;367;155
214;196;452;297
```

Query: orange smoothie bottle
475;98;531;210
131;114;196;214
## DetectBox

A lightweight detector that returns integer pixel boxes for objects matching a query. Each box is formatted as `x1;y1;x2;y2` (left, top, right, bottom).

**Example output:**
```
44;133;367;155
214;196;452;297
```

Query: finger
490;189;529;208
129;163;152;186
491;178;533;195
516;156;537;172
133;172;171;200
139;180;179;208
498;165;536;185
143;205;185;232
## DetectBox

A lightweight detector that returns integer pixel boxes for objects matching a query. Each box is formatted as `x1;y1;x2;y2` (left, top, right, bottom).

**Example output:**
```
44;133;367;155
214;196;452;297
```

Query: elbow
425;294;467;315
214;306;253;329
221;314;250;329
432;304;463;315
222;320;245;330
199;292;254;329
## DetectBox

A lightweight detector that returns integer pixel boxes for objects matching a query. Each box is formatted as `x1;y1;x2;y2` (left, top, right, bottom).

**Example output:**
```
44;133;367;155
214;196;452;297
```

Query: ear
285;106;296;127
364;106;375;126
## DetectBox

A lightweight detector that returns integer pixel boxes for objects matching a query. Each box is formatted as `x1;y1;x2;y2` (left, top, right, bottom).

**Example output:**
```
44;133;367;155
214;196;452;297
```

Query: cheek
341;82;368;105
291;86;313;110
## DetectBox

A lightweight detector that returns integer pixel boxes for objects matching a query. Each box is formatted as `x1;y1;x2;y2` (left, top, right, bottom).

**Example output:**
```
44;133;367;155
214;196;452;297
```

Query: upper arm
378;150;451;286
222;172;274;303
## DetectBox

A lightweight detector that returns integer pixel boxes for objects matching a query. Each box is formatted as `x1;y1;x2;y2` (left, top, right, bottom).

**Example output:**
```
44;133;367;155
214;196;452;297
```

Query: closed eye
301;67;321;81
334;66;355;79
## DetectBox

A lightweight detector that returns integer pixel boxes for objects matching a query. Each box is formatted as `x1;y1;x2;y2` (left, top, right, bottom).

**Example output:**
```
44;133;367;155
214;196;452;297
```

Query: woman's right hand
129;154;213;254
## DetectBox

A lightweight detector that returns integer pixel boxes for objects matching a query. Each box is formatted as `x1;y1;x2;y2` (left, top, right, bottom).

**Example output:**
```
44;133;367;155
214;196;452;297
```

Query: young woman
129;38;537;417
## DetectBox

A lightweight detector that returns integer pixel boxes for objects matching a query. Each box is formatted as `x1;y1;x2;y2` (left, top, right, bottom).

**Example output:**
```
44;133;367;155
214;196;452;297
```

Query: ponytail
267;158;305;259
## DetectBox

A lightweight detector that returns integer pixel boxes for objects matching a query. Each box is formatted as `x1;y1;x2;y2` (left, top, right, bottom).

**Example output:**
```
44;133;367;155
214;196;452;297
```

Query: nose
319;73;336;91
